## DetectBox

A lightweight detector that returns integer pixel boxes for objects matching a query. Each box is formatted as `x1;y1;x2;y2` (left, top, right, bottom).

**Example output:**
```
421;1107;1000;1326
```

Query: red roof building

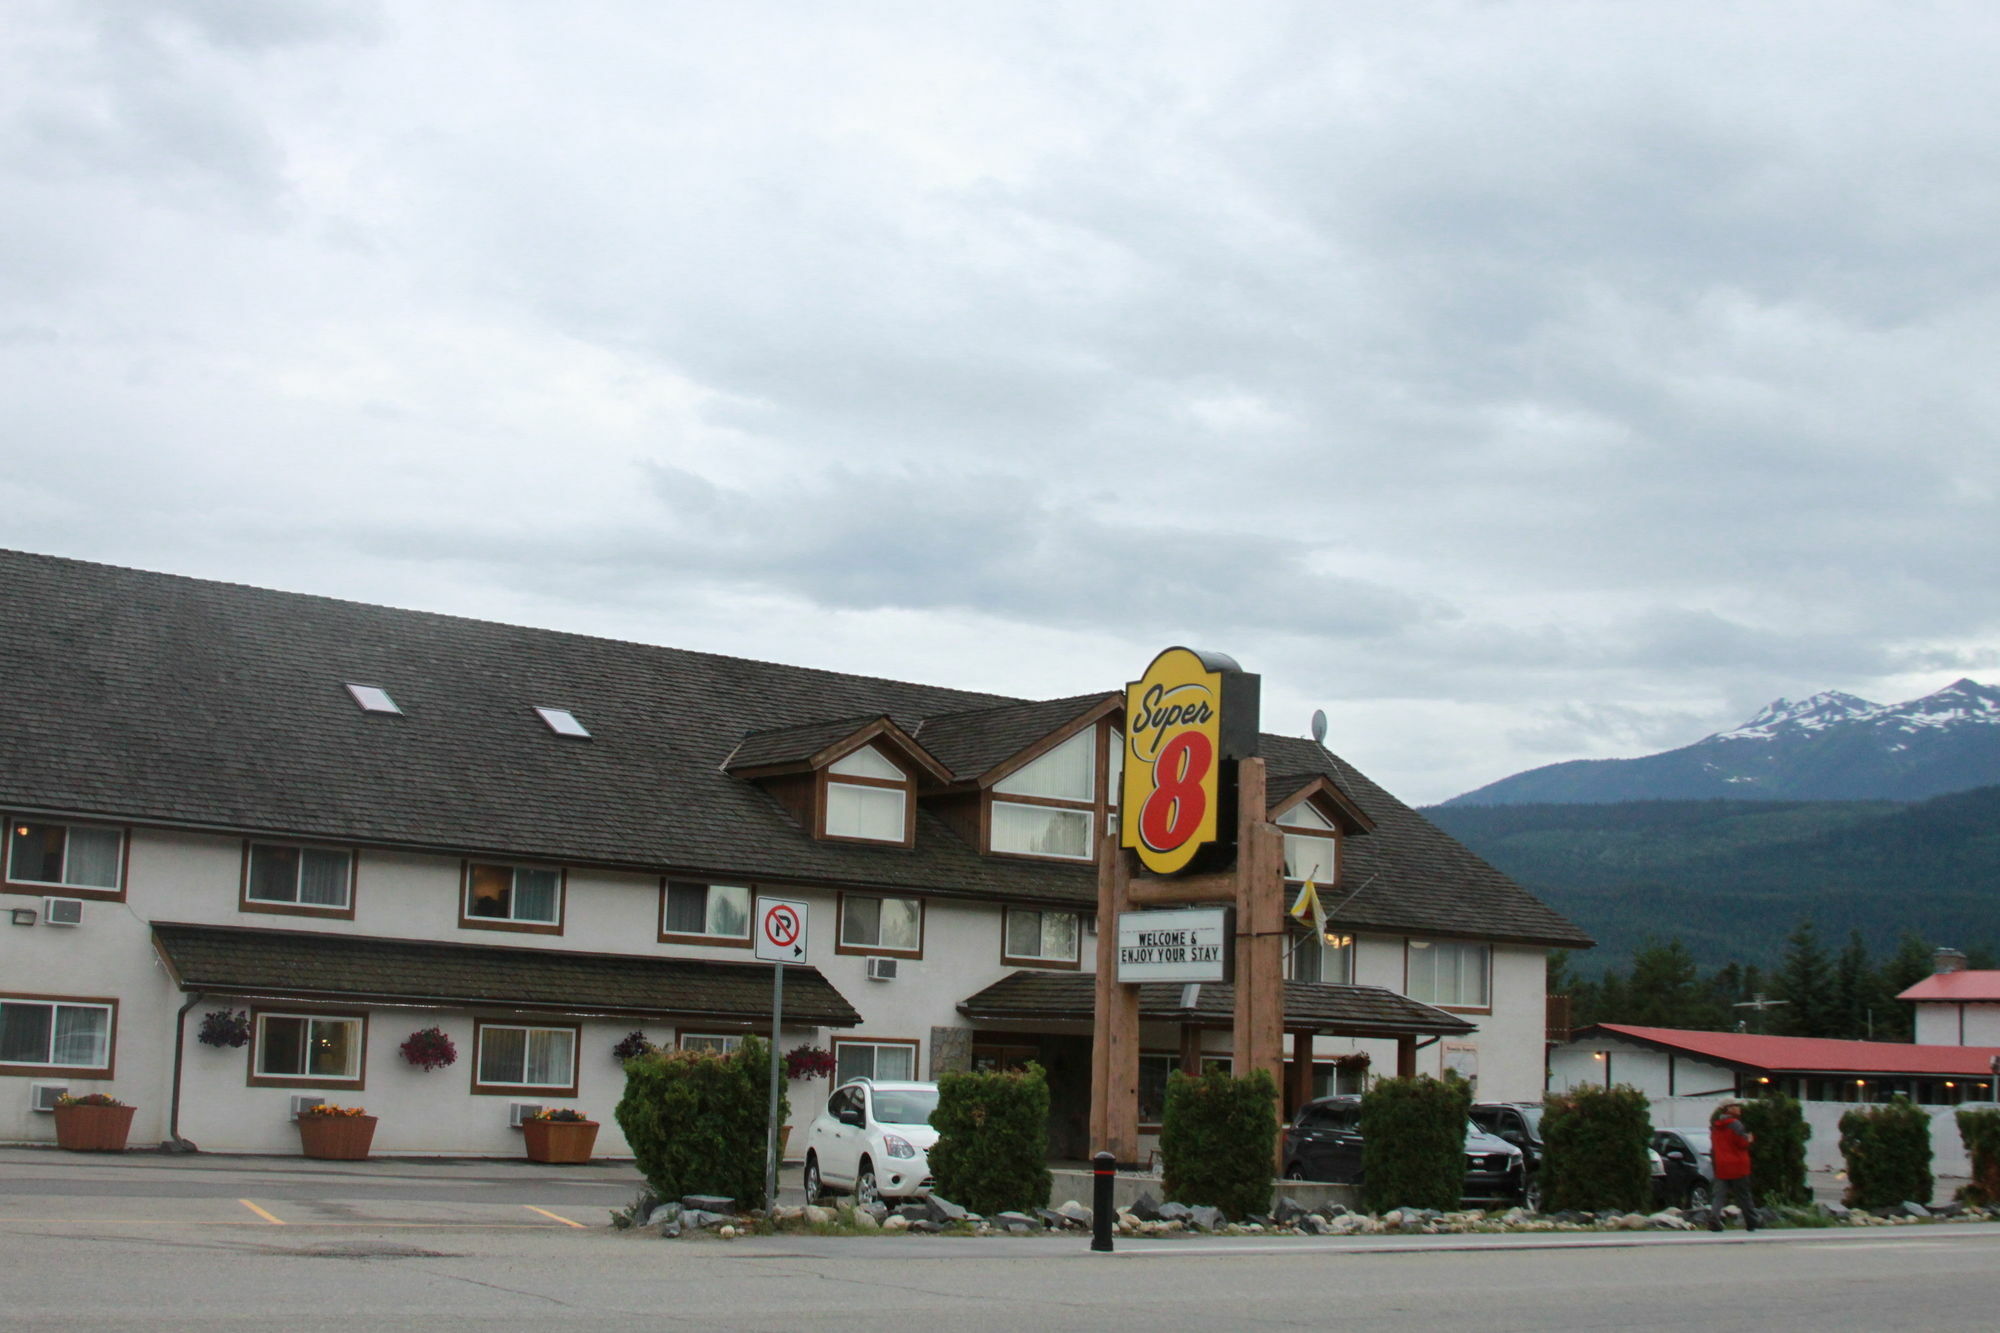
1896;950;2000;1047
1552;1023;2000;1105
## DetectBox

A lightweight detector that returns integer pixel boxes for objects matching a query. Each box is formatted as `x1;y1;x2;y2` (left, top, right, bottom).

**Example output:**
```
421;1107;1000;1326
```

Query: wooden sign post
1090;649;1282;1167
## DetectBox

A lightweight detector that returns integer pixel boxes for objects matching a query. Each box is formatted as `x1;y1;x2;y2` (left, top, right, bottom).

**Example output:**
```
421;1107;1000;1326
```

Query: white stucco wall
1914;1003;2000;1047
1547;1035;1739;1101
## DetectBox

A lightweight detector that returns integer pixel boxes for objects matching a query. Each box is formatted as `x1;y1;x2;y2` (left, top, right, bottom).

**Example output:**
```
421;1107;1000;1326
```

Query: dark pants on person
1710;1174;1758;1230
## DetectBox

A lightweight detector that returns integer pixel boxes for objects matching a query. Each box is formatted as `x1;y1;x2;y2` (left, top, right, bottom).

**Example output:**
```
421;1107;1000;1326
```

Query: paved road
5;1148;1997;1331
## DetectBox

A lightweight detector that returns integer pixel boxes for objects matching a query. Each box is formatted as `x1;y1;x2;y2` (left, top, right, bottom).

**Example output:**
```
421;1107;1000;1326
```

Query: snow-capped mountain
1444;679;2000;806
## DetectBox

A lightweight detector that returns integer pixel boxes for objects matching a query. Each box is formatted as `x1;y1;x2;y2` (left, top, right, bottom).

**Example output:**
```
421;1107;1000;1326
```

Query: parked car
1652;1128;1715;1209
1283;1095;1526;1204
1470;1101;1547;1211
802;1079;940;1206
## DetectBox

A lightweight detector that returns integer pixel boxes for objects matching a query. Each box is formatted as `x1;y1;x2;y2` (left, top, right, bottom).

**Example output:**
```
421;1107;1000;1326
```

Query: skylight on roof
535;706;591;738
345;683;402;715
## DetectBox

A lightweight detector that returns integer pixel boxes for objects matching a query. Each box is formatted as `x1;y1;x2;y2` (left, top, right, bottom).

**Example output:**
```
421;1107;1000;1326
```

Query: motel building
1;550;1589;1160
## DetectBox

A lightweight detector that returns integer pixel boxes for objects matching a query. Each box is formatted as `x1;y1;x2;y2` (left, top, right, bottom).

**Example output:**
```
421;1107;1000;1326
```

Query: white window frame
462;862;564;929
659;881;752;944
472;1021;579;1094
250;1011;365;1087
1289;932;1355;985
838;894;924;957
1277;802;1338;885
832;1038;919;1084
678;1033;744;1053
1002;907;1081;967
0;995;115;1075
4;819;124;897
988;730;1100;862
821;746;911;845
1406;939;1492;1009
244;842;354;913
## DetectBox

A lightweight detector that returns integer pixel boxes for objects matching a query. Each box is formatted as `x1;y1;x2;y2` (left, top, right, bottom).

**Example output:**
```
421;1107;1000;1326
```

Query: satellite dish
1310;709;1328;746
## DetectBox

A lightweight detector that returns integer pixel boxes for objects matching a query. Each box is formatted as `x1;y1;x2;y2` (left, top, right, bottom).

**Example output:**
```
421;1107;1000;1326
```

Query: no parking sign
755;896;809;964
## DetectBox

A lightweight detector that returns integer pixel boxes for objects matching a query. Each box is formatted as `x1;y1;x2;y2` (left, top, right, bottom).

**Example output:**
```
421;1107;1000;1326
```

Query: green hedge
1955;1107;2000;1207
1358;1075;1472;1213
1741;1095;1811;1206
927;1064;1052;1215
1838;1096;1933;1208
615;1036;785;1209
1160;1066;1278;1219
1540;1085;1653;1213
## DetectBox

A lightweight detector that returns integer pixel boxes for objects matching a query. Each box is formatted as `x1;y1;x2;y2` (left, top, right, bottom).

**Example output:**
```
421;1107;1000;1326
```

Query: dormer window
1277;801;1338;884
822;745;912;845
990;729;1098;861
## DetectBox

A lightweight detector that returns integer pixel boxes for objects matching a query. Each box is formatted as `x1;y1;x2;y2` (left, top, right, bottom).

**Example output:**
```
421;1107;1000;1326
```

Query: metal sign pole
765;960;784;1209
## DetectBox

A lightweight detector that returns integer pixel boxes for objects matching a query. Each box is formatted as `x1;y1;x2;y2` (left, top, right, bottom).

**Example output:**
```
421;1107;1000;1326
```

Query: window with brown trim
1001;907;1081;969
4;818;127;902
837;893;924;958
1276;801;1338;884
242;841;356;919
987;728;1098;862
820;746;913;846
831;1037;919;1083
0;992;116;1078
248;1008;367;1089
471;1020;579;1096
658;881;752;946
460;861;564;934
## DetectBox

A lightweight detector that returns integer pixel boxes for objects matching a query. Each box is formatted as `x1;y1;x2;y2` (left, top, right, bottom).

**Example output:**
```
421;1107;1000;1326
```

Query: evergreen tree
1832;930;1885;1041
1627;939;1724;1028
1772;919;1835;1037
1876;932;1934;1042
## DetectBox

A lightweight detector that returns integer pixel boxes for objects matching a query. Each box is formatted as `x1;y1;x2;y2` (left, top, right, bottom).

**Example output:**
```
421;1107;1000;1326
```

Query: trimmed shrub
1160;1066;1278;1219
1540;1085;1653;1213
1838;1096;1933;1208
1955;1107;2000;1206
615;1035;785;1209
927;1064;1052;1214
1358;1075;1472;1213
1741;1094;1811;1206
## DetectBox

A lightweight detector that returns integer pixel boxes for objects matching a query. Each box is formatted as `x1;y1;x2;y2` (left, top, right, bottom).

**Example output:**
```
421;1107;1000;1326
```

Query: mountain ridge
1447;678;2000;806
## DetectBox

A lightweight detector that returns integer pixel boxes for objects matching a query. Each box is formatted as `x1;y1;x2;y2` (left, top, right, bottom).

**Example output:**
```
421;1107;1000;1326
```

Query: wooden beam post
1397;1034;1418;1078
1089;830;1141;1166
1289;1028;1314;1119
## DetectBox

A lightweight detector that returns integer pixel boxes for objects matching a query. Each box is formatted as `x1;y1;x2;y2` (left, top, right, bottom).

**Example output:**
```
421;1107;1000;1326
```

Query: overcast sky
5;2;1997;804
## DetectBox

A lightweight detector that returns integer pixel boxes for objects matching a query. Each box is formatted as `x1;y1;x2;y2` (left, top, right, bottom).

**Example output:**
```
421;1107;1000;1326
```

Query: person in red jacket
1708;1101;1759;1231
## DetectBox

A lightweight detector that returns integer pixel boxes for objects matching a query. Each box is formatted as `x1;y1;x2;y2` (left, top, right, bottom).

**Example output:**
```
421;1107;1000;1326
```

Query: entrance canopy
960;971;1472;1040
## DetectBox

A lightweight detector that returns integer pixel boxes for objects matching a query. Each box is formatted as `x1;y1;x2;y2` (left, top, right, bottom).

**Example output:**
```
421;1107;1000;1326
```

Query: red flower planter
522;1118;599;1164
53;1103;136;1152
297;1114;378;1160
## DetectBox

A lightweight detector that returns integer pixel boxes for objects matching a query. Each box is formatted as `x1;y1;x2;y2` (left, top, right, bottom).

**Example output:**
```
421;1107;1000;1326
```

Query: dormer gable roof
723;714;951;785
915;692;1121;784
1268;772;1376;837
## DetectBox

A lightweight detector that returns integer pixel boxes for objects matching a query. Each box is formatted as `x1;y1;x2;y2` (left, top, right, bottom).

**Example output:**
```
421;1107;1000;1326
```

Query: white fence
1648;1096;1983;1178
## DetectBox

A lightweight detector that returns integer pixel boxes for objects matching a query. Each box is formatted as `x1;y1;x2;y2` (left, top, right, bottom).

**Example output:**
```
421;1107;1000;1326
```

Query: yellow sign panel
1121;647;1225;875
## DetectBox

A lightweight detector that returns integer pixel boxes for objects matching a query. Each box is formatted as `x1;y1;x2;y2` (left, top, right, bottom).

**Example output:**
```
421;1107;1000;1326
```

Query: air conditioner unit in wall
42;897;82;927
866;957;899;981
508;1102;545;1127
31;1083;69;1112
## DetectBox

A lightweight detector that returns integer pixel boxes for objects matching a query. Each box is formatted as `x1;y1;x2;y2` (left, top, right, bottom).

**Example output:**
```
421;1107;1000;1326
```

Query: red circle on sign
765;905;799;945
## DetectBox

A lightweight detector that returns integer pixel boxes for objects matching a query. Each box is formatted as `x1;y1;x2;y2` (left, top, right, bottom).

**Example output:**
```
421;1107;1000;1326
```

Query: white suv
802;1079;940;1206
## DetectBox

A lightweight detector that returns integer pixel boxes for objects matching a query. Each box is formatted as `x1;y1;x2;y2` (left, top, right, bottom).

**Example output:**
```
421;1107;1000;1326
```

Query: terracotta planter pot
297;1114;378;1160
53;1103;136;1152
523;1118;599;1164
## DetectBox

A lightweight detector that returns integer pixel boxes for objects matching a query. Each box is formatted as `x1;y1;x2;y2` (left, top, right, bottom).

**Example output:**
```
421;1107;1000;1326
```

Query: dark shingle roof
915;694;1116;780
0;550;1588;945
724;715;894;771
957;971;1474;1038
151;921;861;1025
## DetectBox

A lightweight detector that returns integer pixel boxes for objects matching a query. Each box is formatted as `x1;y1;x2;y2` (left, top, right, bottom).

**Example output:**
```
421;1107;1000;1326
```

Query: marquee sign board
1115;907;1233;984
1120;647;1260;876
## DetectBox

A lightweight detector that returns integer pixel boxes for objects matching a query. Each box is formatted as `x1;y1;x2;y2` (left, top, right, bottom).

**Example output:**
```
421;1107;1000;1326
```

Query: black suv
1284;1095;1526;1204
1469;1101;1546;1211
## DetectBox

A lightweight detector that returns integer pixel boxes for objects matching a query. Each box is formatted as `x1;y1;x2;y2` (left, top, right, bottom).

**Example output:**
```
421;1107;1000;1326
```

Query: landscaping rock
908;1220;941;1234
1816;1202;1851;1221
803;1205;838;1226
852;1210;880;1232
1130;1192;1163;1221
682;1195;734;1213
1300;1214;1333;1235
657;1219;682;1239
898;1203;928;1221
863;1201;890;1223
924;1195;970;1225
1055;1200;1093;1228
883;1215;910;1232
1156;1202;1192;1224
683;1209;732;1230
646;1203;684;1228
1902;1201;1931;1219
1189;1205;1224;1232
769;1206;805;1223
994;1211;1041;1232
1273;1196;1310;1224
1034;1208;1065;1230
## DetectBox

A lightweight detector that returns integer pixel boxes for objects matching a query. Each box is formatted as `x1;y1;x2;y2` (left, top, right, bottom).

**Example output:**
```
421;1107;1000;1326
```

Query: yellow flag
1289;880;1328;936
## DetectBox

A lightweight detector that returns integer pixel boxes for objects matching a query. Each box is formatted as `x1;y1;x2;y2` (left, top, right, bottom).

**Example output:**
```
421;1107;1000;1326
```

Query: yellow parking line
238;1199;286;1225
522;1205;586;1228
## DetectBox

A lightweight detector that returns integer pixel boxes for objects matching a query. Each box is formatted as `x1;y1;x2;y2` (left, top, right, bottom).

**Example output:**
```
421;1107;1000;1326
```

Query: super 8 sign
1120;647;1260;876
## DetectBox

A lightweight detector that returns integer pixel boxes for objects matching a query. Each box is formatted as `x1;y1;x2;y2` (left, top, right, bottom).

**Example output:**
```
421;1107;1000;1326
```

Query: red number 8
1140;730;1212;853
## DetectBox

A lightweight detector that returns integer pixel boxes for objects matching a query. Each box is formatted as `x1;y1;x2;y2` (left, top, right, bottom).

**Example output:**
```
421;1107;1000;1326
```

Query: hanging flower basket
53;1094;135;1152
611;1031;654;1062
399;1026;458;1071
1332;1052;1372;1071
296;1104;377;1160
522;1109;599;1164
197;1009;251;1048
783;1044;836;1081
